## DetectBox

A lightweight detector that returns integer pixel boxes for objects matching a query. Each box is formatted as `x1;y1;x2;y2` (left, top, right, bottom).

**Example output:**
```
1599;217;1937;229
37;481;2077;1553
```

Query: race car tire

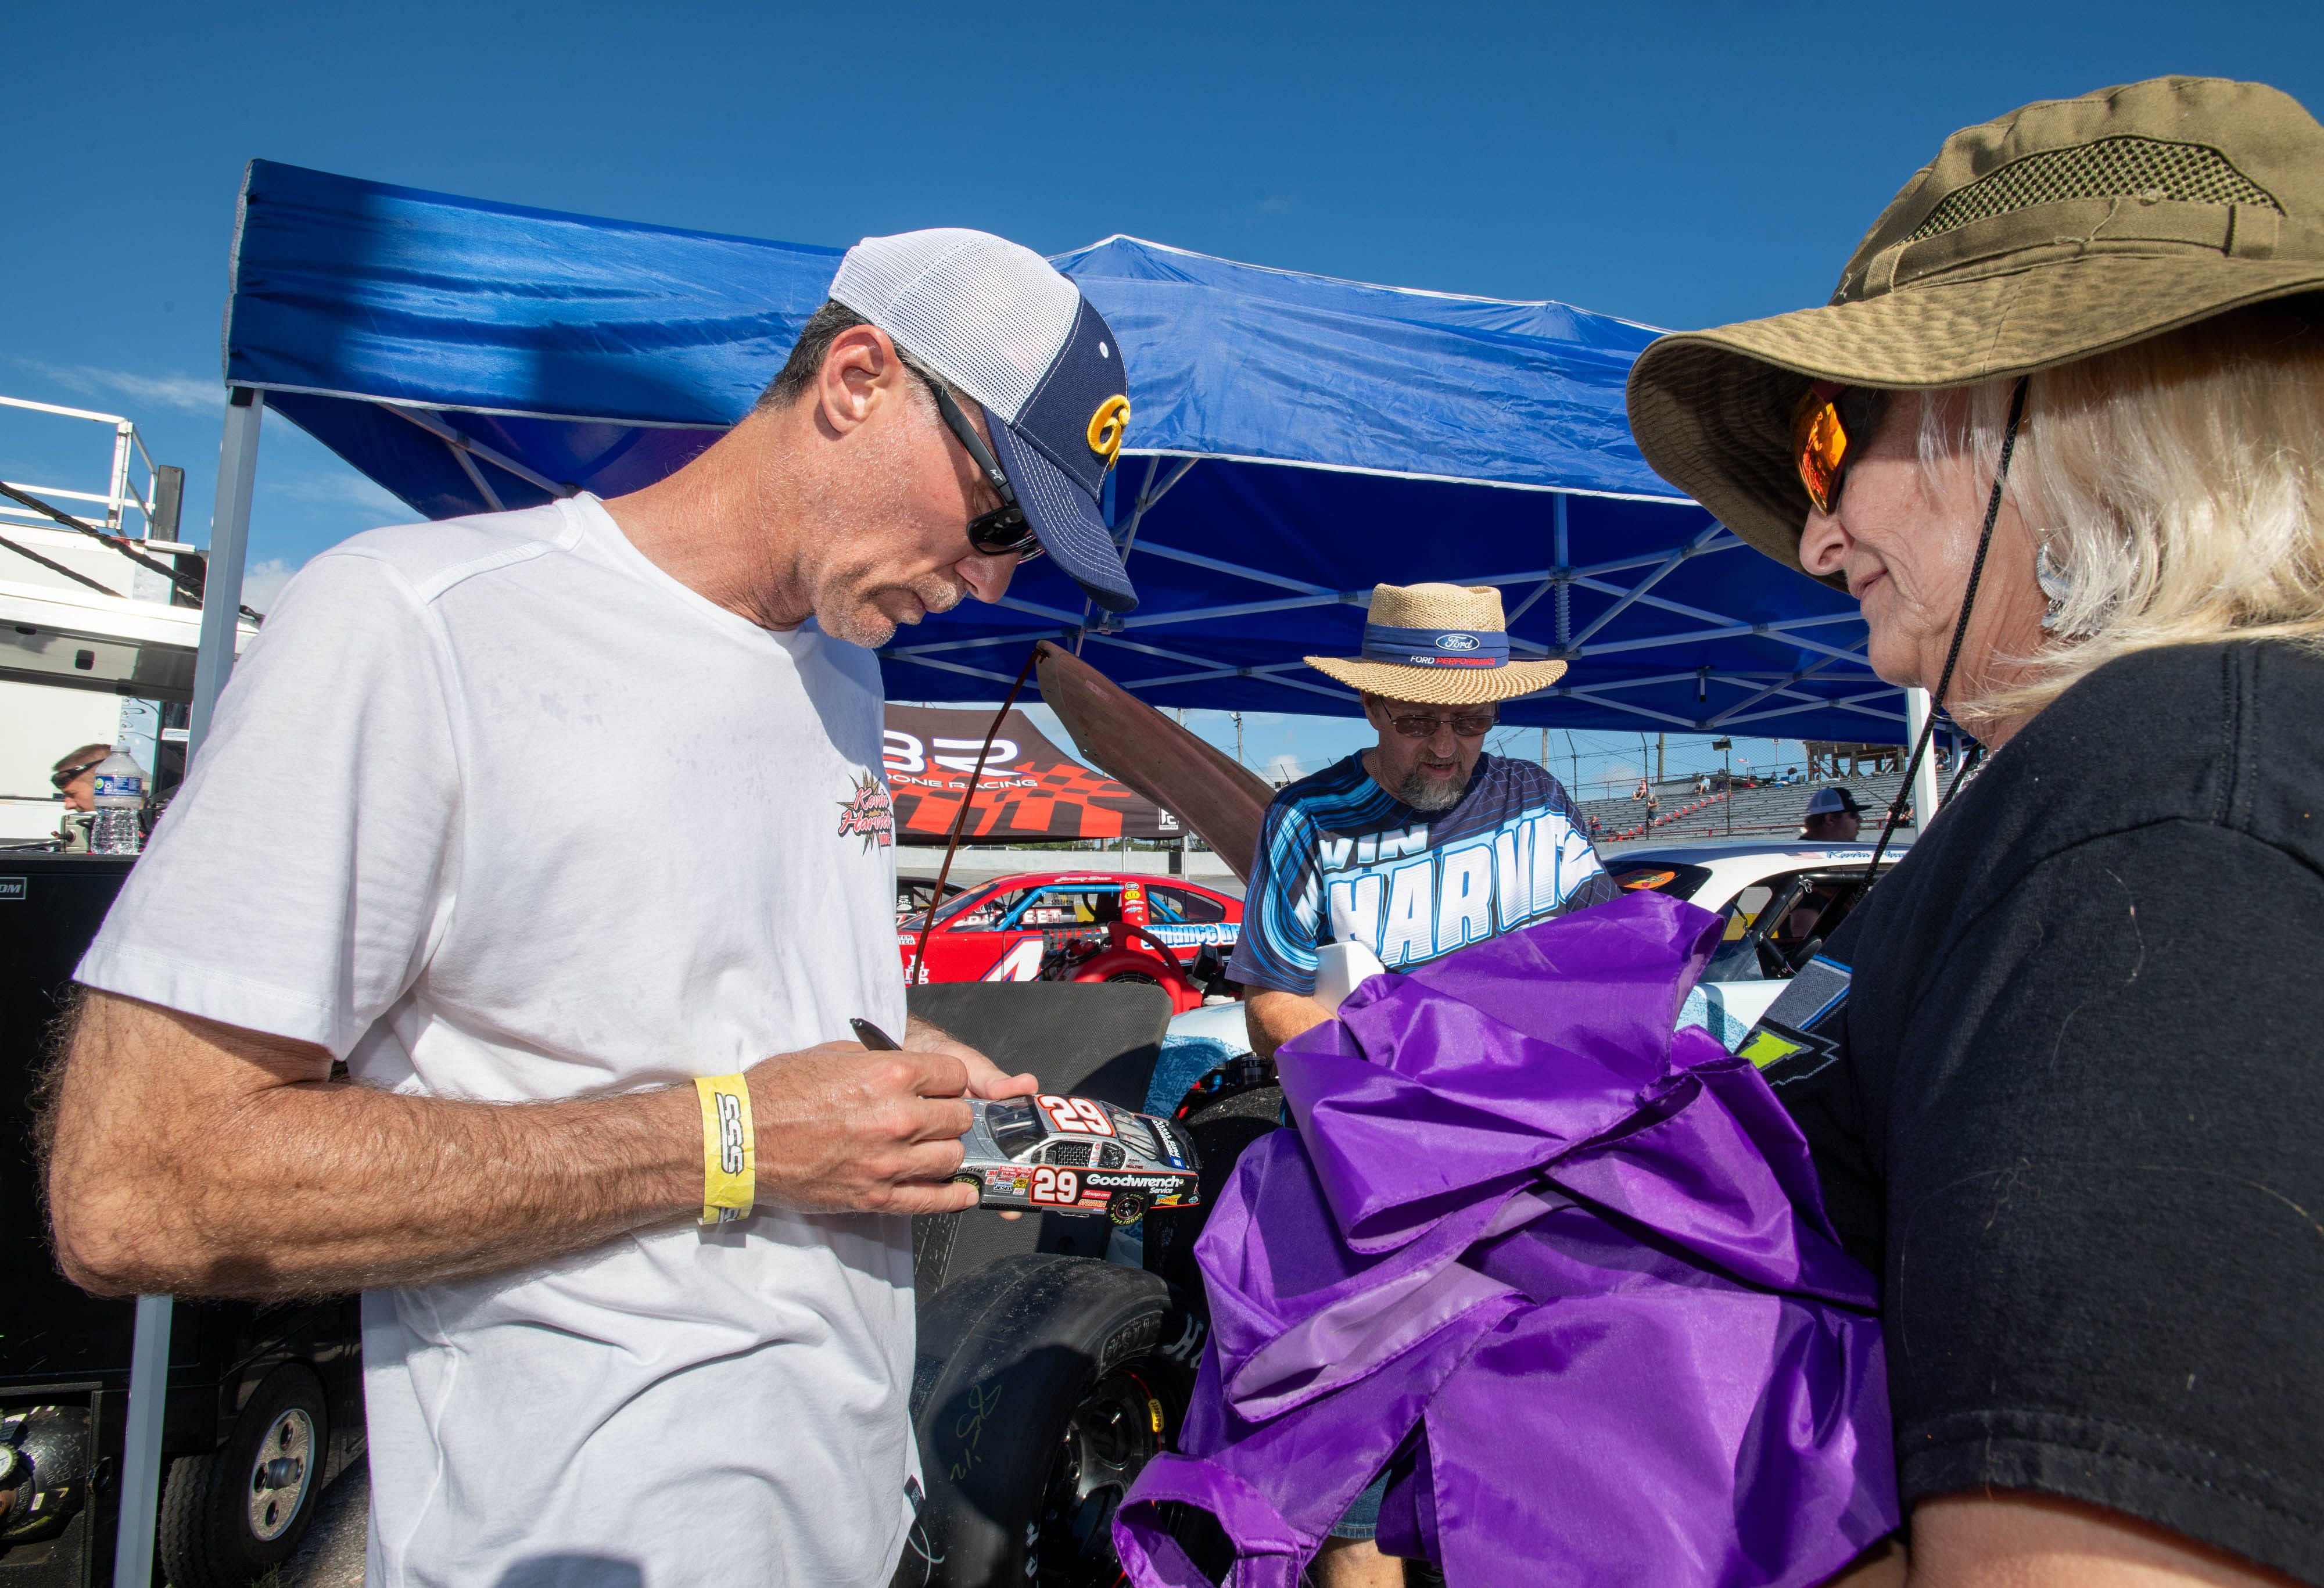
901;1254;1201;1588
156;1362;329;1588
1107;1189;1150;1227
1142;1082;1286;1309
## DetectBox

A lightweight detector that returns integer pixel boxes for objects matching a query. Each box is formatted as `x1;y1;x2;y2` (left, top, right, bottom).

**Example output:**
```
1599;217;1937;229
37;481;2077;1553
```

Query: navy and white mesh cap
831;229;1138;613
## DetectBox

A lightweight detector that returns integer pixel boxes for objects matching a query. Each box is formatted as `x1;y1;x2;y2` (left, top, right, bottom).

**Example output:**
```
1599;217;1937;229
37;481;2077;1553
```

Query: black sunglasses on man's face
920;377;1043;564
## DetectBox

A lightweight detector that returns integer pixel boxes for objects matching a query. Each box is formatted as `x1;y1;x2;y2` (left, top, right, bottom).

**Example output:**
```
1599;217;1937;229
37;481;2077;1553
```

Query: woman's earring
2035;543;2073;632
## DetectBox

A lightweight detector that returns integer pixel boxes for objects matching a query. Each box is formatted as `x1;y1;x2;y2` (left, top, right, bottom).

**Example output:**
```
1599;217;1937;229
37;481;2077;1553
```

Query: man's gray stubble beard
1395;765;1465;813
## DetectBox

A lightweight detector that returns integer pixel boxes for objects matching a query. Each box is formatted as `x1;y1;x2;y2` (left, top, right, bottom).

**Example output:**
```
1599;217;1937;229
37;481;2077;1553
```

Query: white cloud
1264;754;1304;786
21;363;224;417
264;467;409;517
238;558;299;610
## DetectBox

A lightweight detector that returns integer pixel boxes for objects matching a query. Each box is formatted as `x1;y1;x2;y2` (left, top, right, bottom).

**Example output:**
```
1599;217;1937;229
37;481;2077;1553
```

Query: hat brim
1627;254;2324;576
985;408;1136;613
1304;655;1569;704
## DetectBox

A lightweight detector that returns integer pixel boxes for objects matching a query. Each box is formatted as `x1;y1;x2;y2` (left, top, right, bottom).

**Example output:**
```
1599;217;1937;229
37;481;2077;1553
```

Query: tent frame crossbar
375;402;575;503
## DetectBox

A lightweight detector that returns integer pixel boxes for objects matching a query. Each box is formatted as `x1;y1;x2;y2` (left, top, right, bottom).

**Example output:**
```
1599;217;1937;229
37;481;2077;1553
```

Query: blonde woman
1629;78;2324;1588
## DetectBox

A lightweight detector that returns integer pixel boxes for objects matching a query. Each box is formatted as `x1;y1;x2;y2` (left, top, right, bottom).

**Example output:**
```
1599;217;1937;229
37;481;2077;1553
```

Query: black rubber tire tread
901;1254;1188;1588
156;1361;328;1588
1143;1084;1285;1304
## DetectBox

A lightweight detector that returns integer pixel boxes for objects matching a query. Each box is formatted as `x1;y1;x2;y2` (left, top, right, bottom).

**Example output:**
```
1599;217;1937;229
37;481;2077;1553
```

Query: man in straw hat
1232;583;1611;1060
1229;583;1615;1579
1629;78;2324;1587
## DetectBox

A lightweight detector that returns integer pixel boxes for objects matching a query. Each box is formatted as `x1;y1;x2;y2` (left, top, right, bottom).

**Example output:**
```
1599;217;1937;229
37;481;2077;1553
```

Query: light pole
1713;737;1733;836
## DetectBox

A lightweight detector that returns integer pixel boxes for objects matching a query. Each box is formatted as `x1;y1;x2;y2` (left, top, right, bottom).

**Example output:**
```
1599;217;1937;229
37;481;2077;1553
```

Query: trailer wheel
157;1362;328;1588
903;1255;1196;1587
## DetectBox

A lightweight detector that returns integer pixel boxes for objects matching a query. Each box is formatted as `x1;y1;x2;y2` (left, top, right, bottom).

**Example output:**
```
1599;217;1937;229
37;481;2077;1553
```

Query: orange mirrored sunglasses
1791;381;1852;516
1791;383;1891;517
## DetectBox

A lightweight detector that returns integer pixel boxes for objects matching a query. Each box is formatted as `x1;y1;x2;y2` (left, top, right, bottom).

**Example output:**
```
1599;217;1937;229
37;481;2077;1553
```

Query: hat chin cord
1862;375;2030;885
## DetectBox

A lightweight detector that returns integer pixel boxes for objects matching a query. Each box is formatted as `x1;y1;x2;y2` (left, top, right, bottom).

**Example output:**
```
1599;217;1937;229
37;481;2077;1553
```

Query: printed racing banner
884;705;1182;844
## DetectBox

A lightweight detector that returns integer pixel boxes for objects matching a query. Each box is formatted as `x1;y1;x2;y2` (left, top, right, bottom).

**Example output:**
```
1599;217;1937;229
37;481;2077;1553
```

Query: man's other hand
747;1042;981;1216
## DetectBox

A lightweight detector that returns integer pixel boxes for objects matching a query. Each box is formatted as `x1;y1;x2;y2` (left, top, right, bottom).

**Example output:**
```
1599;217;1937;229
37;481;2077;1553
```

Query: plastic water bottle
89;746;148;855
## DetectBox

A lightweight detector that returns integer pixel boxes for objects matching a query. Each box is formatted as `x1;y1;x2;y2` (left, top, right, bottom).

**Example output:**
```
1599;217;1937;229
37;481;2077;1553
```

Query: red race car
898;872;1242;1010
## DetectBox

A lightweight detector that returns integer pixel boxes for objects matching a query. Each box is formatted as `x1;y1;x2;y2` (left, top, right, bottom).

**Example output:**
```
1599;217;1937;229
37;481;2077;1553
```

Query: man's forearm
1245;988;1334;1061
48;992;701;1300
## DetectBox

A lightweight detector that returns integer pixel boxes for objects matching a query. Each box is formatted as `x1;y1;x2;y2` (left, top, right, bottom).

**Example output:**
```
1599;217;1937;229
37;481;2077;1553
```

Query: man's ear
1360;693;1387;731
812;325;909;437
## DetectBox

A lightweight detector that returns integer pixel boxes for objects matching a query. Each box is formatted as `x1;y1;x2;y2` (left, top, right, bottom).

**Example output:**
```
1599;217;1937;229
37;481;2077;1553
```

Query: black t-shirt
1767;640;2324;1583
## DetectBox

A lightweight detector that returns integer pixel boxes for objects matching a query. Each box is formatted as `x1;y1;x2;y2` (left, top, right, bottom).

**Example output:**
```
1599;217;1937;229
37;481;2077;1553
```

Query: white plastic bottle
89;745;148;855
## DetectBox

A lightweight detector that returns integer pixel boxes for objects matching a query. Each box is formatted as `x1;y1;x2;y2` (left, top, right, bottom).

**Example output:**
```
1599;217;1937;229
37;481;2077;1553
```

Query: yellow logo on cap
1086;395;1131;468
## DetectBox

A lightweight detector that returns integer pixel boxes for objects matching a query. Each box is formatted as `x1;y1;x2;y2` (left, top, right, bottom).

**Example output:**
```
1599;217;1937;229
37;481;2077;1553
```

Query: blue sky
6;1;2316;794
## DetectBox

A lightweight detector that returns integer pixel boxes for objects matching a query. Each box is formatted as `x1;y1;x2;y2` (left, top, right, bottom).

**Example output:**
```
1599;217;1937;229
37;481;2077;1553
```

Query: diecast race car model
958;1094;1202;1226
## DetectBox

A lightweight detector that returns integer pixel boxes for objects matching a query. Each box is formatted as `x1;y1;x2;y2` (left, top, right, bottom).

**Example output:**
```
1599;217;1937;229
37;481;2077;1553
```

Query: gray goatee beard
1394;765;1466;813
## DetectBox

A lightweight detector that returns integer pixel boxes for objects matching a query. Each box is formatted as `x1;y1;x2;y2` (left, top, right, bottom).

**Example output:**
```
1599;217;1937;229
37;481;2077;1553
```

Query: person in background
47;742;110;852
44;229;1139;1588
48;743;109;813
1229;580;1615;1588
1800;784;1864;843
1629;75;2324;1588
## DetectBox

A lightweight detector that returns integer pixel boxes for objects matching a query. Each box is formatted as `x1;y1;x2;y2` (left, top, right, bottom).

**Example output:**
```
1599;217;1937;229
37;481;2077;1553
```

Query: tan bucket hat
1304;583;1569;705
1627;76;2324;574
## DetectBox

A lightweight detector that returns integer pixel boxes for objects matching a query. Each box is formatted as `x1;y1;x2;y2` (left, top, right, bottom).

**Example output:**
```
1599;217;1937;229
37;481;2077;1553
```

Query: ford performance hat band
830;229;1138;612
1360;623;1512;668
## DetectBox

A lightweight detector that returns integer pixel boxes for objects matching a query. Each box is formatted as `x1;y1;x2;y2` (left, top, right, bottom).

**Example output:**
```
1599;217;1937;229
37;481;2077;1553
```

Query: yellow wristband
695;1074;754;1226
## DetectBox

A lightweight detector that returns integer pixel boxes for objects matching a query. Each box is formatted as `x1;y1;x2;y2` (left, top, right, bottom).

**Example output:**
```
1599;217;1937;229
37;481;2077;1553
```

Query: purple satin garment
1114;893;1896;1588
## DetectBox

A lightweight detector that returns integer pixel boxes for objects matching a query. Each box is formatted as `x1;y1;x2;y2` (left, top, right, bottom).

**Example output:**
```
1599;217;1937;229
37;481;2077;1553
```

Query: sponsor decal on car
983;1166;1032;1193
1085;1173;1187;1192
1145;923;1239;947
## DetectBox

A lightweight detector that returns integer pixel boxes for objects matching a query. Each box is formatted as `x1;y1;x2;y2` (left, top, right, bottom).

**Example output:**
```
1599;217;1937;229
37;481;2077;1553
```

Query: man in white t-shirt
42;230;1142;1587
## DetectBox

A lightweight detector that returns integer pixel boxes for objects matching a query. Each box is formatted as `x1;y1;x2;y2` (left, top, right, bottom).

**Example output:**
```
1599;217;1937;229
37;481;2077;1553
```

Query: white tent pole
114;385;264;1588
188;387;262;748
110;1296;174;1588
1905;684;1941;831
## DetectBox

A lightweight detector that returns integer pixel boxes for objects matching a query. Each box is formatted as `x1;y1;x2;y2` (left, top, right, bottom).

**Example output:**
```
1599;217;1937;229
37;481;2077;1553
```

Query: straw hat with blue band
1304;582;1570;705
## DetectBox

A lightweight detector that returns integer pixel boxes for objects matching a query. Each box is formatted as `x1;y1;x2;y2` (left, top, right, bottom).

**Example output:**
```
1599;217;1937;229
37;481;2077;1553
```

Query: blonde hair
1916;301;2324;727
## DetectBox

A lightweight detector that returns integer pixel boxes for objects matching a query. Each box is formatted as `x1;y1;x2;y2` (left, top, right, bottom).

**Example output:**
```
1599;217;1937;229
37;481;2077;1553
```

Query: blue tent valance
224;159;1898;741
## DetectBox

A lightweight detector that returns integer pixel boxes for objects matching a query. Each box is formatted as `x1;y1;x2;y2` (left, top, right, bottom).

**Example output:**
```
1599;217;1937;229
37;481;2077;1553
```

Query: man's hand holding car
743;1019;1036;1218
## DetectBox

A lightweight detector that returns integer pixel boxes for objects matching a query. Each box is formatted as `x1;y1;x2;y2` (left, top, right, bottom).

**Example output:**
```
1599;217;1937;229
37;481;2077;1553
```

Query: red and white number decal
1035;1095;1116;1137
1029;1166;1081;1206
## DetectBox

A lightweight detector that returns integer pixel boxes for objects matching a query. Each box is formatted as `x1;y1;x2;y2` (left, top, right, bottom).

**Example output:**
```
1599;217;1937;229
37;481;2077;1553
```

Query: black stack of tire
895;983;1264;1588
902;1255;1207;1587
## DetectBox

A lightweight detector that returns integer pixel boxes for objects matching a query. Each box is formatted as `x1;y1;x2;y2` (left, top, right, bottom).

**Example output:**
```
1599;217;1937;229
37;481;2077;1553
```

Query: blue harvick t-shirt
1228;752;1618;996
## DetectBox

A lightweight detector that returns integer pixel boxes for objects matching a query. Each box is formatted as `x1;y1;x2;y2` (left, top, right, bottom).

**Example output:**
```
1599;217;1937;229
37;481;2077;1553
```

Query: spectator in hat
1630;77;2324;1587
45;230;1136;1586
1800;785;1864;843
1229;580;1616;1587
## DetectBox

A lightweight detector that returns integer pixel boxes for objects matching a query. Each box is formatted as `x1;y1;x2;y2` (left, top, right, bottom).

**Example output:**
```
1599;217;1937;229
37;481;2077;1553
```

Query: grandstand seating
1573;772;1911;844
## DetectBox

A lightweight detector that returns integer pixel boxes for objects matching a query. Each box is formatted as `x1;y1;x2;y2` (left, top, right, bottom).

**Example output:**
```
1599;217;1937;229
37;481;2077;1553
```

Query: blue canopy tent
217;159;1912;744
